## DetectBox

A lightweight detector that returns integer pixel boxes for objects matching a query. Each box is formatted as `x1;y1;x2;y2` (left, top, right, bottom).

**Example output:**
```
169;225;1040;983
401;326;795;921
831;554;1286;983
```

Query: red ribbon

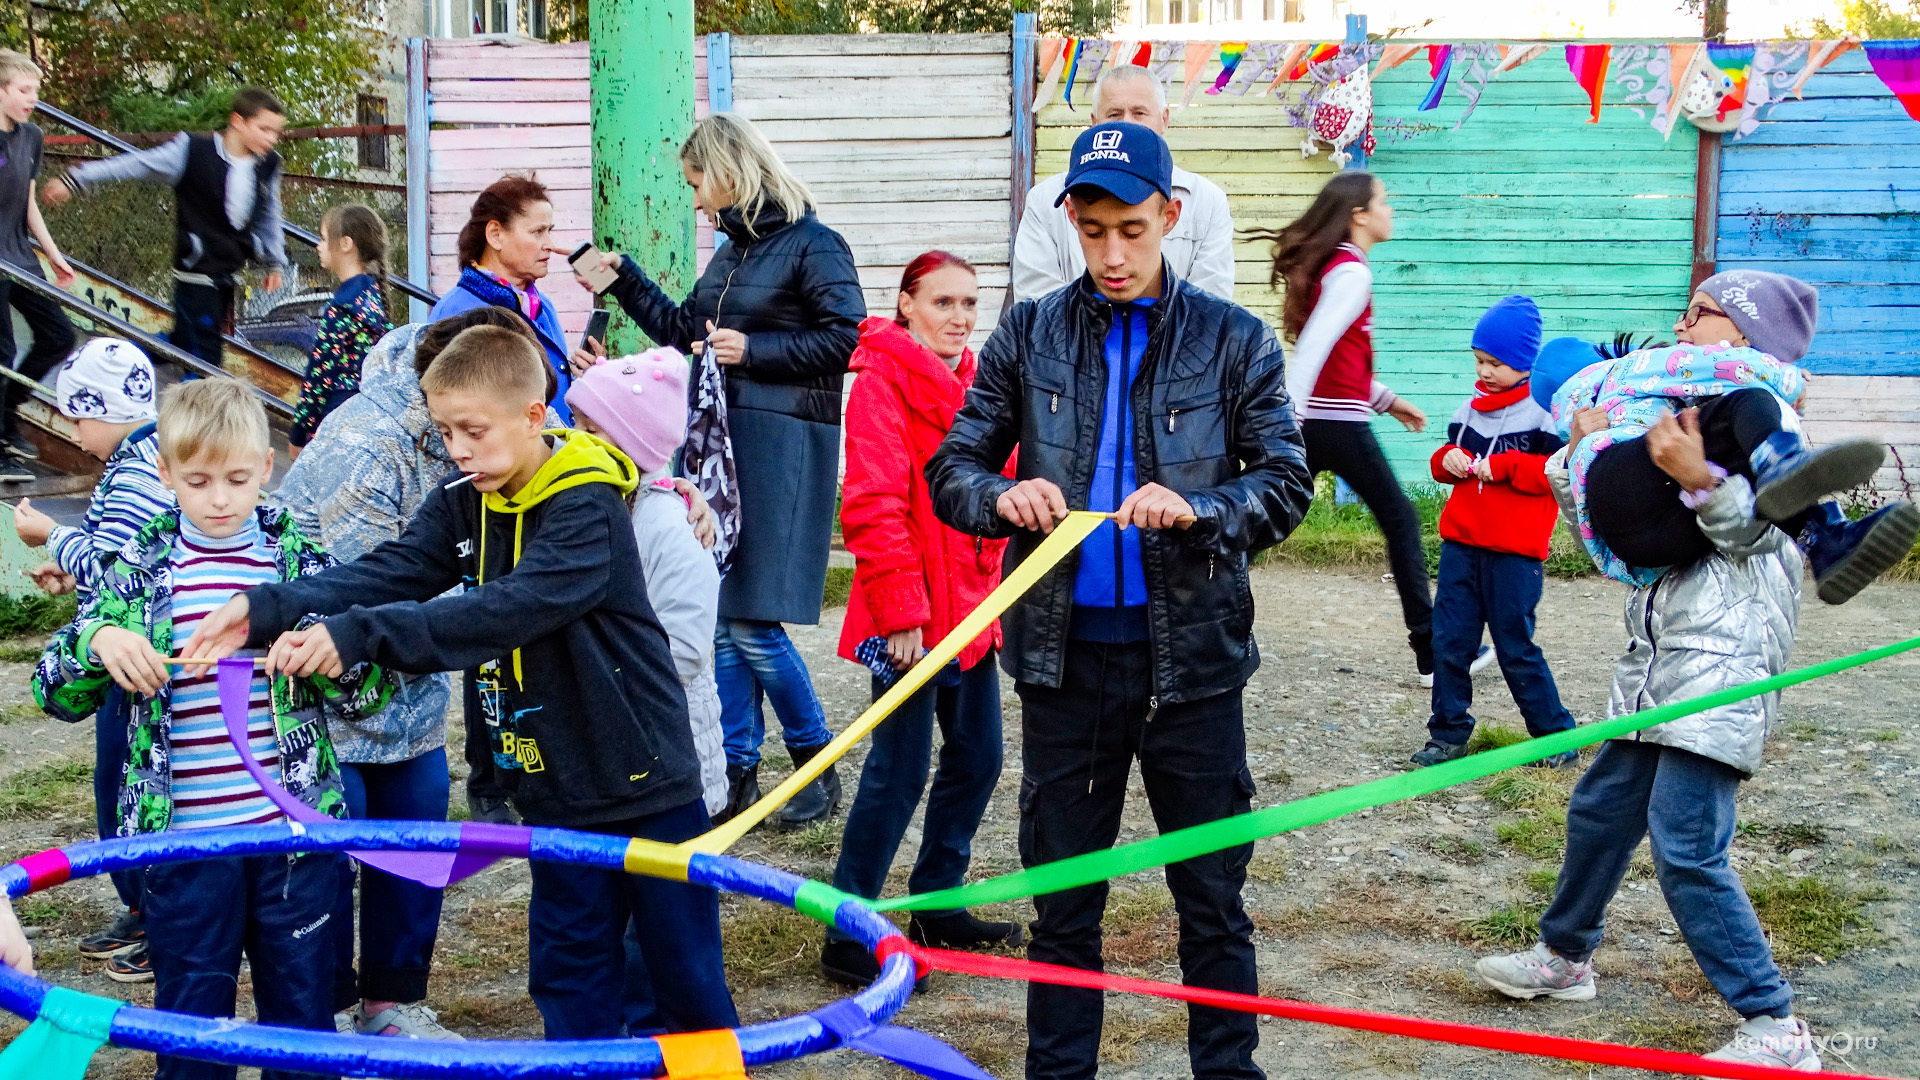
910;946;1899;1080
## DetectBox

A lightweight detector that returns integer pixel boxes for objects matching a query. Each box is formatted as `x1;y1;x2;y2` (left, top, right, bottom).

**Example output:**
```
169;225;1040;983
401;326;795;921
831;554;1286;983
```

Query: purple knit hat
563;347;689;472
1697;270;1819;363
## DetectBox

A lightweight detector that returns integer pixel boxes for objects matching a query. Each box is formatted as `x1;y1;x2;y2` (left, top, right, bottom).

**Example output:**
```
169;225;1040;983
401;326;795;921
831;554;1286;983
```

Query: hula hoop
0;819;920;1079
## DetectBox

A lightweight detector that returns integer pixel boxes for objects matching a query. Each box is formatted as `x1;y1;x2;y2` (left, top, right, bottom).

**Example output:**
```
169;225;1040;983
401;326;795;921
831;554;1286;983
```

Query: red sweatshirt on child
1428;381;1567;561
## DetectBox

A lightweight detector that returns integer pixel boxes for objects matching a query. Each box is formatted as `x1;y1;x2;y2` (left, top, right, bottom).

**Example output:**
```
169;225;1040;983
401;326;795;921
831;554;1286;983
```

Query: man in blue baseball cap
929;121;1311;1080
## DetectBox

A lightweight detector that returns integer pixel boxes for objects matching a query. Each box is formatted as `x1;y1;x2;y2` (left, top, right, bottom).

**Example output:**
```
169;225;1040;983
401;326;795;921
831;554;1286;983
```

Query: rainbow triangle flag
1565;43;1612;123
1063;38;1085;110
1704;41;1754;123
1289;43;1339;80
1865;40;1920;121
1209;42;1249;94
1420;44;1453;111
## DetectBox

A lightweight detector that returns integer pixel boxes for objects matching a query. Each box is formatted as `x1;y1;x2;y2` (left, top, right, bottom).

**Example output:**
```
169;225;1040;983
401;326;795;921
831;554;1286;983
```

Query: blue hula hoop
0;819;919;1078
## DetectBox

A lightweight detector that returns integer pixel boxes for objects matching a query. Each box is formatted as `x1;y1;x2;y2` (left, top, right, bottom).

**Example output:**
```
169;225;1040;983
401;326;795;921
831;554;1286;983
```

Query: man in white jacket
1013;65;1237;302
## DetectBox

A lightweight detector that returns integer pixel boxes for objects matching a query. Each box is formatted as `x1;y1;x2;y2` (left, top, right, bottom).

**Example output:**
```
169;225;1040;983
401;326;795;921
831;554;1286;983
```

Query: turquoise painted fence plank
1363;48;1696;479
1719;49;1920;376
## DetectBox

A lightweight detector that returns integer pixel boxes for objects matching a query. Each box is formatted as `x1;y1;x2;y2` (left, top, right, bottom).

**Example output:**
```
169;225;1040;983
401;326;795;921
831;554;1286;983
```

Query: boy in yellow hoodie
184;324;735;1038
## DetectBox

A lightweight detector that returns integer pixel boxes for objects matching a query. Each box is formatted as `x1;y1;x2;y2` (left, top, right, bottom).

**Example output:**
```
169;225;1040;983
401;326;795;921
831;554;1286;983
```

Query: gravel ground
2;563;1917;1079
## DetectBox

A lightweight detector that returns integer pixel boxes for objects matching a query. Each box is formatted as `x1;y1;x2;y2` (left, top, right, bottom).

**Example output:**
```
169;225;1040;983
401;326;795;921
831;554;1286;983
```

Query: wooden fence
1717;48;1920;496
1038;45;1698;482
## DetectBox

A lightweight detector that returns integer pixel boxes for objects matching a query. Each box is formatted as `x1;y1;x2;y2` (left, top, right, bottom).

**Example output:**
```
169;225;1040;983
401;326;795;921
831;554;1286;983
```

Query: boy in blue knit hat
1411;296;1576;769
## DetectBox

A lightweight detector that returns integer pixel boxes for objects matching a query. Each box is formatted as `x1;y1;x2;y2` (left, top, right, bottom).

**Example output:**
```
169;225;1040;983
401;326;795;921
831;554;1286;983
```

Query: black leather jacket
927;269;1312;702
605;203;864;426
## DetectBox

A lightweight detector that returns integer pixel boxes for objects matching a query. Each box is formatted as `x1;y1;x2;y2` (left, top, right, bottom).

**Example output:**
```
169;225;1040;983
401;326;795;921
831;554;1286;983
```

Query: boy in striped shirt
10;337;169;978
33;378;394;1080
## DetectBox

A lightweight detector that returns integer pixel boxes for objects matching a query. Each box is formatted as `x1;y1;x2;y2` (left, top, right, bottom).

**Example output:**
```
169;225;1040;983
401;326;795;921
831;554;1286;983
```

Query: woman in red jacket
820;252;1020;988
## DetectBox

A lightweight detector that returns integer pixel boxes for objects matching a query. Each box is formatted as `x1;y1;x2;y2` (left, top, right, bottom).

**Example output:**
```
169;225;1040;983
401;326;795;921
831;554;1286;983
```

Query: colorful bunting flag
1493;43;1548;76
1035;37;1069;113
1419;44;1453;111
1704;42;1755;122
1267;43;1311;94
1063;37;1086;110
1375;43;1422;74
1792;38;1855;98
1292;43;1339;80
1565;43;1612;123
1209;42;1249;94
1180;41;1216;106
1451;44;1503;128
1662;42;1702;139
1131;41;1153;67
1865;39;1920;121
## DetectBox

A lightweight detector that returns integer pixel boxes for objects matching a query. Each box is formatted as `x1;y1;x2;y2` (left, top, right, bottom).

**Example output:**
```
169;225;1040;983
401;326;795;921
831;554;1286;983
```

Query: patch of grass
1747;822;1829;854
1495;810;1567;860
1787;722;1831;743
1604;1009;1721;1055
1525;868;1559;898
927;1002;1021;1075
1467;724;1529;755
1484;771;1558;811
1873;729;1902;742
0;643;41;664
1104;888;1177;969
1246;851;1289;885
0;759;91;820
1423;835;1486;864
443;898;531;980
822;565;854;609
0;704;42;726
719;900;817;987
433;993;540;1037
1098;1003;1186;1065
771;820;840;860
1458;902;1544;948
1744;871;1886;961
1260;482;1597;579
0;594;75;638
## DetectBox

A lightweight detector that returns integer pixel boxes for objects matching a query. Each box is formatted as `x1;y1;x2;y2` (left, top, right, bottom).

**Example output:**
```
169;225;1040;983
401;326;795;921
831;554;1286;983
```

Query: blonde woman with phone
574;112;865;830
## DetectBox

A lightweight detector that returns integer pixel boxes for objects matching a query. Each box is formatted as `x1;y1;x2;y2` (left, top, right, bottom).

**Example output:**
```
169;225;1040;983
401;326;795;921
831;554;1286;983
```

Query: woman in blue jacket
429;175;573;421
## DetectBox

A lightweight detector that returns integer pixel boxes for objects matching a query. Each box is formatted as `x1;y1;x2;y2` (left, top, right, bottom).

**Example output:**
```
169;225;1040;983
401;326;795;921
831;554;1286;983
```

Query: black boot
819;939;880;988
776;744;842;830
909;910;1024;949
712;762;760;827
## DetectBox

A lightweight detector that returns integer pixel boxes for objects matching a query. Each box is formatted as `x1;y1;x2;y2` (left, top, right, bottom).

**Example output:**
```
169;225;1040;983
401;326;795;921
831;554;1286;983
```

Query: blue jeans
1427;541;1575;746
146;852;340;1080
1540;740;1795;1019
332;748;450;1009
95;687;143;912
829;654;1003;934
169;279;234;368
713;618;833;769
533;799;737;1039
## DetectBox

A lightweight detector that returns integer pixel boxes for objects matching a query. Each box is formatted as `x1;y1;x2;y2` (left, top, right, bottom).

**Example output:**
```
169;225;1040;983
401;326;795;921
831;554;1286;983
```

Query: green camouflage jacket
32;505;397;835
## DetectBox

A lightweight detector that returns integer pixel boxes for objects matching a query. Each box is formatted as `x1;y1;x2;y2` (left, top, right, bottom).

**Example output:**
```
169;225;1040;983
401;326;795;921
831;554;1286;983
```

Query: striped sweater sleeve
46;447;171;591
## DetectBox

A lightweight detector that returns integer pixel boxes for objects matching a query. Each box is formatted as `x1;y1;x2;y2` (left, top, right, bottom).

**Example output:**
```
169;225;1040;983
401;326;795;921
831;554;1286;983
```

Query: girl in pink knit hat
565;348;728;816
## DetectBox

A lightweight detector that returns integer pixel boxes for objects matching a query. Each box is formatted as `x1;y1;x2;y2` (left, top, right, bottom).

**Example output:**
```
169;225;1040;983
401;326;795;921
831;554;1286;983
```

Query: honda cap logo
1080;127;1132;166
1091;129;1123;150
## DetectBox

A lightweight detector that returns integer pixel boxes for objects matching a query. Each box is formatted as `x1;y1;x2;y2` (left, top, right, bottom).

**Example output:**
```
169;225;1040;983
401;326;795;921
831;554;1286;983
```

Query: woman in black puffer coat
592;112;866;830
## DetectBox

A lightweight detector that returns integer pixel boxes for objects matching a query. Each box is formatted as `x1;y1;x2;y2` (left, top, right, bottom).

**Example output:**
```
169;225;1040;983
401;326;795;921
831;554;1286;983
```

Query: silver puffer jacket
1547;449;1801;775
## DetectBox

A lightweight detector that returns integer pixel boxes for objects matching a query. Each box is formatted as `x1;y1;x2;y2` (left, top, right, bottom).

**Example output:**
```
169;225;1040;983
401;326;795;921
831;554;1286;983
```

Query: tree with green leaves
1802;0;1920;36
24;0;383;133
693;0;1116;36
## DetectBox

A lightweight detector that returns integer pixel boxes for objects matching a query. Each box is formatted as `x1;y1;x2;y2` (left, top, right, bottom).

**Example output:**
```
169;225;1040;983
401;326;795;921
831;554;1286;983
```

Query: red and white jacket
1428;380;1567;561
1286;243;1398;422
838;317;1009;672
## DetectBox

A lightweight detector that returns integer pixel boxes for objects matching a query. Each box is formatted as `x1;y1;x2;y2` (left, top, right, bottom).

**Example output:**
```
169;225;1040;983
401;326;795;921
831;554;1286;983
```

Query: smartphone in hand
581;309;610;352
570;243;619;294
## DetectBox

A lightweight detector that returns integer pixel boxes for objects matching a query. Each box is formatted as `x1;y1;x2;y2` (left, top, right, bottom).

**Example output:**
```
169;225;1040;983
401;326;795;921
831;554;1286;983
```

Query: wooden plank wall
1717;49;1920;494
425;37;709;337
727;34;1013;341
1036;46;1698;482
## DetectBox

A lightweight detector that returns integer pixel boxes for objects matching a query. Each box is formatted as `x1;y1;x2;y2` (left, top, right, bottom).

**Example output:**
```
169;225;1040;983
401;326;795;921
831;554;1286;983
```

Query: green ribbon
875;633;1920;912
0;986;123;1080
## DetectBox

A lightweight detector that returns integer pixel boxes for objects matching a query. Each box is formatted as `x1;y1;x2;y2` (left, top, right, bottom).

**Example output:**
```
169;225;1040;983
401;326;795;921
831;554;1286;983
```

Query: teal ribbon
0;986;123;1080
876;633;1920;912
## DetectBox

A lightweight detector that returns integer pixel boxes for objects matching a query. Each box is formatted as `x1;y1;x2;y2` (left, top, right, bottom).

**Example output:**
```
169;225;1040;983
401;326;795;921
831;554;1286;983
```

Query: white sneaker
1421;672;1435;689
1704;1015;1822;1072
1474;941;1596;1001
1469;644;1498;677
354;1002;464;1040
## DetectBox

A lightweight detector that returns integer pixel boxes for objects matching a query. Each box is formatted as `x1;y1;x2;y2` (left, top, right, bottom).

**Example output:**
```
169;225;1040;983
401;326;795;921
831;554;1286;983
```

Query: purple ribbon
813;999;994;1080
217;657;519;887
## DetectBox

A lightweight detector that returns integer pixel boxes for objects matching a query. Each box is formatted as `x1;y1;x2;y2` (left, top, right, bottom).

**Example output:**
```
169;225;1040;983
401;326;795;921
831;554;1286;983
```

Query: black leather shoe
909;910;1024;949
468;795;519;825
776;745;841;830
712;762;760;826
819;939;881;988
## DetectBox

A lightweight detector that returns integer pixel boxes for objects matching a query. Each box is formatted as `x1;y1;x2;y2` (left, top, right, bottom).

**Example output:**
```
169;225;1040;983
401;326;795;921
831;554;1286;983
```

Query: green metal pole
591;0;696;352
